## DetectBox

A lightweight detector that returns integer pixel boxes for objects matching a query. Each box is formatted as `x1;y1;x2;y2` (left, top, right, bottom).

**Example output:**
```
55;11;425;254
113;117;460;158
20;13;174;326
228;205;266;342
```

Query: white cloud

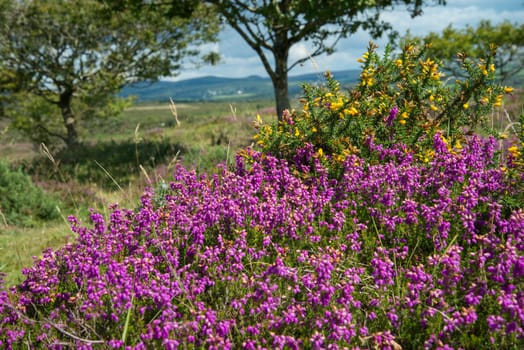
289;43;311;64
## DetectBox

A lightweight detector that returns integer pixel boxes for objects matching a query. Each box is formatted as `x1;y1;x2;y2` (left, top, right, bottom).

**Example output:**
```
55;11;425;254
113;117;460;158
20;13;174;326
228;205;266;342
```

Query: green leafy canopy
400;20;524;84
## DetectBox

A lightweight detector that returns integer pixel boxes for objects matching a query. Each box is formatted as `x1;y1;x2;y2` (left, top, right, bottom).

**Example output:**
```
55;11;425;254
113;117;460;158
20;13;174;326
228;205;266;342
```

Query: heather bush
1;42;523;350
253;43;516;173
0;161;60;227
1;134;522;349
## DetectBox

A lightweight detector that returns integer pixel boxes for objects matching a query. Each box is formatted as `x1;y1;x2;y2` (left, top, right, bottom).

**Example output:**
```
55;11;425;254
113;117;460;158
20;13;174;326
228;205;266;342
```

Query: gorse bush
0;162;60;227
253;42;516;173
1;135;523;349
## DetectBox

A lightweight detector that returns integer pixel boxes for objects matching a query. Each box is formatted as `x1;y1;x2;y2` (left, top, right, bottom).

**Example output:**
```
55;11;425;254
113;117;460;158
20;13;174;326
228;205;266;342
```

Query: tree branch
35;124;68;143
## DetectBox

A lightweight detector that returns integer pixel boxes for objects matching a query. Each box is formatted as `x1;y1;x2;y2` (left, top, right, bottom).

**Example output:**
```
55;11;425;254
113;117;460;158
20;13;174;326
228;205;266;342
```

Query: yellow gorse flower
440;134;450;146
421;58;434;71
399;111;409;125
253;114;263;129
262;125;272;135
418;149;435;163
478;62;489;76
345;106;359;116
330;97;344;111
421;58;440;80
508;145;521;158
357;52;369;63
494;95;503;107
360;68;375;87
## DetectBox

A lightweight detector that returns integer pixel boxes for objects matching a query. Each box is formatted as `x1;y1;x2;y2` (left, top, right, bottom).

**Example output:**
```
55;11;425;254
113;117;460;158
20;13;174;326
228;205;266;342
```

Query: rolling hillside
121;70;361;103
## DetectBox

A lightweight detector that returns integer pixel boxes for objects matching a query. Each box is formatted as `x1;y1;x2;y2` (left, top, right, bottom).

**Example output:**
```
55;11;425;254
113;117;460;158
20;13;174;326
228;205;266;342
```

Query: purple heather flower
385;105;399;127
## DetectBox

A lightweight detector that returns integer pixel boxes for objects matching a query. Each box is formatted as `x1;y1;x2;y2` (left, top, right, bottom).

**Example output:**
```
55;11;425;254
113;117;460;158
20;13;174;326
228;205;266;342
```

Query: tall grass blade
229;104;237;121
169;97;181;127
94;160;124;193
139;164;152;185
121;294;134;344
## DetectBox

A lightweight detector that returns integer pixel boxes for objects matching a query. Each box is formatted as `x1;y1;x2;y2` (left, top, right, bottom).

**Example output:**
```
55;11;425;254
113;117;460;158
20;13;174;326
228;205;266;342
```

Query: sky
170;0;524;81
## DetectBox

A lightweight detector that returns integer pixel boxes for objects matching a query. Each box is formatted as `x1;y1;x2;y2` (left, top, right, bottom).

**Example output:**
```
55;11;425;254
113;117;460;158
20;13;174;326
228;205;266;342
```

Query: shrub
253;42;515;174
1;135;522;348
0;162;60;227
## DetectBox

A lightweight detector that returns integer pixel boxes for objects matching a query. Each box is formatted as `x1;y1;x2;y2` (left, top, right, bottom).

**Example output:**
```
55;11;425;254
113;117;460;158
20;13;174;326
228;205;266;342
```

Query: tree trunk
58;90;78;148
272;73;290;121
272;42;290;121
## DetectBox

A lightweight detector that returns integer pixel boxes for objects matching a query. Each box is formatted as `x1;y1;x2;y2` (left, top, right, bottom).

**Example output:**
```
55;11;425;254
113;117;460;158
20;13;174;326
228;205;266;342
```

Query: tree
0;0;219;148
401;20;524;84
205;0;446;119
0;64;21;122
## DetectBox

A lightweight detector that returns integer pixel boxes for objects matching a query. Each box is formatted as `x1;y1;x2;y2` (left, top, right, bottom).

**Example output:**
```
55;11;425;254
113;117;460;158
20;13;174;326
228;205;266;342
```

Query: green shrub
253;42;515;172
0;162;60;227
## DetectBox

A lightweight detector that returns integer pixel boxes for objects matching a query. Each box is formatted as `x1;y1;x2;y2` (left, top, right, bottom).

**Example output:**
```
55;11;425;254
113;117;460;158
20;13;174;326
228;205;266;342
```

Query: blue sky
171;0;524;81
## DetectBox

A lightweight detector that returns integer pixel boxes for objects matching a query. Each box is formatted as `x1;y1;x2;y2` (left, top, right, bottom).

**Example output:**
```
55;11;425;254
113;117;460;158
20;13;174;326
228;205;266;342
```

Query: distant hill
120;70;361;103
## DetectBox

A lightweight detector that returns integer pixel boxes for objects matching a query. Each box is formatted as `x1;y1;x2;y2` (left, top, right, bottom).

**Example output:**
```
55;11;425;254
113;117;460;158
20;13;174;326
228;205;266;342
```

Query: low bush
1;44;522;349
253;42;516;174
1;134;523;348
0;162;60;227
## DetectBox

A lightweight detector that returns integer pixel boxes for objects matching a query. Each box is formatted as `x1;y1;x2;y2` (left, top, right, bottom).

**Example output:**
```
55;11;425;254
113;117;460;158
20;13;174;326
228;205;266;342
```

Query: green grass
0;222;72;286
111;100;274;172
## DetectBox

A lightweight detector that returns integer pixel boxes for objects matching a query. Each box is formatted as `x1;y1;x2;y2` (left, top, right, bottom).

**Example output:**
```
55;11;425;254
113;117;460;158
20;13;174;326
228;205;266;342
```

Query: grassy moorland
0;45;523;349
0;99;274;286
